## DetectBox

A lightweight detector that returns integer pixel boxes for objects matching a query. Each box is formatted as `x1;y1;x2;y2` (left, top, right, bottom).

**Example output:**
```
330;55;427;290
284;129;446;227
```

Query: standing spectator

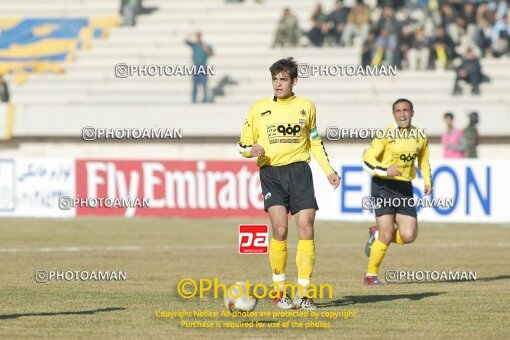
341;0;370;46
120;0;141;26
0;75;9;103
308;4;329;46
408;27;430;70
273;8;301;47
452;48;485;95
326;0;351;45
428;26;456;70
463;111;480;158
185;32;214;104
441;112;465;159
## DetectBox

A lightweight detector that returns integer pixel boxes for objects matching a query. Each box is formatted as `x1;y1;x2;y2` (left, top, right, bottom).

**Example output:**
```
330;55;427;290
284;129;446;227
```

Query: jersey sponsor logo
277;124;301;136
266;123;302;144
261;110;271;117
264;192;271;200
400;153;417;162
300;109;306;116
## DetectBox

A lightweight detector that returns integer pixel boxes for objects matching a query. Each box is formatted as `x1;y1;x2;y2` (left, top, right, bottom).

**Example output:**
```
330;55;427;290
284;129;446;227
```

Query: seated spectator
341;0;370;46
452;48;487;96
476;18;493;57
440;3;461;44
458;2;478;43
273;8;301;47
490;14;510;57
396;25;414;69
377;0;404;10
361;30;377;67
375;27;397;65
308;3;329;46
407;27;429;70
428;26;456;70
326;0;351;46
375;6;398;37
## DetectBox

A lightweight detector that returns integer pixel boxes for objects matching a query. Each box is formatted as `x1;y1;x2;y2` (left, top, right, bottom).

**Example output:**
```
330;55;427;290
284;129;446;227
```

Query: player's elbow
362;161;376;177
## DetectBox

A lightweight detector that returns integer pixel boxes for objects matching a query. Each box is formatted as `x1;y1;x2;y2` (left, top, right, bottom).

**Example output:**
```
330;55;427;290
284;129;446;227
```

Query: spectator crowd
273;0;510;94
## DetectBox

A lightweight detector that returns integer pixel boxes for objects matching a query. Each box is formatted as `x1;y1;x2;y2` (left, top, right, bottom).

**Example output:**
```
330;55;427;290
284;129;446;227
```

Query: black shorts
371;176;417;218
260;162;319;215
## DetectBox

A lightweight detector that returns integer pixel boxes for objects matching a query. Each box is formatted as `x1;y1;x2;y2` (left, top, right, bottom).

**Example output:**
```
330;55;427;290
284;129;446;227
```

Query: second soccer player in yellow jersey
362;98;432;285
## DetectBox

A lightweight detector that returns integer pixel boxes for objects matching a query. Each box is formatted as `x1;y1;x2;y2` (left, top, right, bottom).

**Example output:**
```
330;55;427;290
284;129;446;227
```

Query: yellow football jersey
239;94;335;176
362;123;431;186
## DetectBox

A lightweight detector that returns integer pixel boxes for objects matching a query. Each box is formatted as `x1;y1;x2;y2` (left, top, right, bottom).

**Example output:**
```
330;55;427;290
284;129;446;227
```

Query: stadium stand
1;0;509;139
0;18;118;78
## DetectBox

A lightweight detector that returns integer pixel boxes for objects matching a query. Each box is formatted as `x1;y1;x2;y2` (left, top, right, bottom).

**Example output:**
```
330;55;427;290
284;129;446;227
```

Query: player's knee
378;230;393;244
273;225;288;241
299;225;314;239
297;218;314;236
400;229;417;244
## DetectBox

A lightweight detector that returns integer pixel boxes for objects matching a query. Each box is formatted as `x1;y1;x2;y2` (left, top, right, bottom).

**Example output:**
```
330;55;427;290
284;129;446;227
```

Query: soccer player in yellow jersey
362;98;432;286
238;57;340;309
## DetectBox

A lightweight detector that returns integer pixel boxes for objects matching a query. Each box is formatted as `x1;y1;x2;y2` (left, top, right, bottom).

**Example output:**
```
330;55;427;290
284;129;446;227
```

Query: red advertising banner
75;160;265;217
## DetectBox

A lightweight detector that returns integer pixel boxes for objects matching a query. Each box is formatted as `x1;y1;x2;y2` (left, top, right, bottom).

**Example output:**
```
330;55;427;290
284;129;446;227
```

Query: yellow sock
296;240;315;297
367;239;388;276
391;228;405;245
269;238;287;290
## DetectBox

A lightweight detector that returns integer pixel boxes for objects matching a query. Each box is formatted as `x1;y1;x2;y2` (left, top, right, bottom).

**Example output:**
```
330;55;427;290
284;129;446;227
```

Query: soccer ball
224;281;258;312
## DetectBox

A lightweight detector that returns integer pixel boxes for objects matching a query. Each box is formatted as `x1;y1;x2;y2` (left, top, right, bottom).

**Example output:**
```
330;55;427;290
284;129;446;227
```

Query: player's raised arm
238;104;258;158
418;136;432;194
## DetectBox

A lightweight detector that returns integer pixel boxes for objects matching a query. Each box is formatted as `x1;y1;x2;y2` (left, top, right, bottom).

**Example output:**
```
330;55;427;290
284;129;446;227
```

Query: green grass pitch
0;218;509;338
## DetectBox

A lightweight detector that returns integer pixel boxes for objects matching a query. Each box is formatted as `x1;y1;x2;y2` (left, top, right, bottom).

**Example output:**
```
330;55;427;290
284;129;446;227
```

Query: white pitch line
0;242;508;253
0;245;230;253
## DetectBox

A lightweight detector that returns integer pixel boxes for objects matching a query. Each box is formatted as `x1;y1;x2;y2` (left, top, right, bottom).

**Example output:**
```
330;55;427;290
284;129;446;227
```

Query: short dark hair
444;112;454;119
270;57;298;79
392;98;414;112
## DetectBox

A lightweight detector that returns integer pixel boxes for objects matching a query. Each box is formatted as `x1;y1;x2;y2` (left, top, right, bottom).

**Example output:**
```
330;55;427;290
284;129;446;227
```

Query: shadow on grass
477;274;510;282
0;307;126;320
316;292;444;308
